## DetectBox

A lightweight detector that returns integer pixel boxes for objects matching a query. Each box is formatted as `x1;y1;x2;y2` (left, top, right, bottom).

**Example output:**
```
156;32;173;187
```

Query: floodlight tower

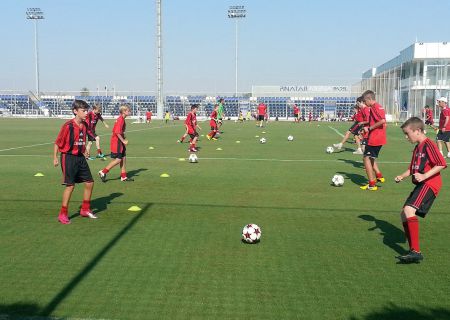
156;0;164;118
228;5;246;97
26;8;44;98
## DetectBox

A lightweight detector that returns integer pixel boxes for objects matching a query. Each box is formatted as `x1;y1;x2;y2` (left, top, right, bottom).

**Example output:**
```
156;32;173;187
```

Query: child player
86;103;109;160
394;117;446;263
206;104;219;140
146;109;152;124
186;104;201;152
333;99;364;154
98;105;134;182
53;100;97;224
360;90;386;191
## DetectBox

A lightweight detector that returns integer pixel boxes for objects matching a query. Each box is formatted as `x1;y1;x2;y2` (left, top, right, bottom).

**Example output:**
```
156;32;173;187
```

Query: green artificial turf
0;118;449;320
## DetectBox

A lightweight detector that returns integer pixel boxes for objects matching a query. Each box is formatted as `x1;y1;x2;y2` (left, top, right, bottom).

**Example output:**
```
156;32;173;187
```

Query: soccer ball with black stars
242;223;262;243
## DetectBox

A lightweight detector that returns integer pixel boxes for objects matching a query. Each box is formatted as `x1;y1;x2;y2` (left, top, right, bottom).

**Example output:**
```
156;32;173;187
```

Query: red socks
121;172;127;179
81;200;91;211
59;206;68;216
376;172;383;179
102;168;109;174
406;217;420;252
369;180;377;187
97;149;102;155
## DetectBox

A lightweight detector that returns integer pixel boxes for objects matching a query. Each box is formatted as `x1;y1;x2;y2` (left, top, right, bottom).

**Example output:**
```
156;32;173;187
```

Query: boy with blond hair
98;105;134;182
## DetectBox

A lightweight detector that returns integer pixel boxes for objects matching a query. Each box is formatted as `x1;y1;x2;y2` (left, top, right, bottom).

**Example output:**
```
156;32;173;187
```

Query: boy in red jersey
333;100;364;154
293;104;300;123
360;90;386;191
256;102;267;127
423;105;434;127
206;104;219;141
146;109;152;124
53;100;97;224
395;117;447;263
86;104;109;160
436;97;450;158
185;104;201;152
98;105;134;182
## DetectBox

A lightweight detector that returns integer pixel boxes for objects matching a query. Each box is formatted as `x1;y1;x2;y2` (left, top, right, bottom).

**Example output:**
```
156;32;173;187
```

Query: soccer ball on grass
287;135;294;141
259;137;267;144
331;174;345;187
326;146;334;154
242;223;262;243
188;153;198;163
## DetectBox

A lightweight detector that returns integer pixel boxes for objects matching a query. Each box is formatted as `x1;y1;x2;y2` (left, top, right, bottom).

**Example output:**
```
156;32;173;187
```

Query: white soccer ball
188;153;198;163
242;223;262;243
326;146;334;154
332;174;345;187
259;137;267;144
287;135;294;141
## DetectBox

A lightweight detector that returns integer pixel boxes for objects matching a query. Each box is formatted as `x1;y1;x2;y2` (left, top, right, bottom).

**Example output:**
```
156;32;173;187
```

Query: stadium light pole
26;8;44;99
156;0;164;118
228;5;246;97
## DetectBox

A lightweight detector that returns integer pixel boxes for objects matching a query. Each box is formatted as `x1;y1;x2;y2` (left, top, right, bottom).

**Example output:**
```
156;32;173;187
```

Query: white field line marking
0;154;411;164
328;126;345;138
0;124;181;153
0;315;114;320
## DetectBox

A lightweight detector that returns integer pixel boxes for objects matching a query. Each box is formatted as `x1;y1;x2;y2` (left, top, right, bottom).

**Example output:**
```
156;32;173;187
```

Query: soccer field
1;118;450;320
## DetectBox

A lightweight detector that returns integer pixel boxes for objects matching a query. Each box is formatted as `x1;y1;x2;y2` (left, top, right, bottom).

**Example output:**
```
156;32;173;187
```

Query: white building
357;42;450;120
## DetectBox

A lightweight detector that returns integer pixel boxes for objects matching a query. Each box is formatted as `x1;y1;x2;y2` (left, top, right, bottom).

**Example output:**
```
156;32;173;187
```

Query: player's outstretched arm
395;169;410;183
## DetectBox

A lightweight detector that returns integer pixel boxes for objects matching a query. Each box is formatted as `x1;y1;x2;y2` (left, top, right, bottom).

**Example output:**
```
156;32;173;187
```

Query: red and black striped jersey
86;111;103;130
55;119;94;156
409;138;447;195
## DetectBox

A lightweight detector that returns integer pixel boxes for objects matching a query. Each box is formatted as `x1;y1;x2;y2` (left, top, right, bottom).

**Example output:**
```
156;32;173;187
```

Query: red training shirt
185;112;197;130
367;103;386;146
110;115;126;154
86;111;103;131
438;107;450;130
258;104;267;116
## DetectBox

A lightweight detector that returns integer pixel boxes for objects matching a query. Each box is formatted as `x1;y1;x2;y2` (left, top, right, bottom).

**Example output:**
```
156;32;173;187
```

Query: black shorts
436;130;450;142
294;113;299;118
210;126;217;131
111;149;126;159
60;153;93;186
361;138;368;146
87;131;98;142
363;145;382;159
189;131;199;139
425;120;433;125
404;183;436;218
349;122;362;135
258;115;265;121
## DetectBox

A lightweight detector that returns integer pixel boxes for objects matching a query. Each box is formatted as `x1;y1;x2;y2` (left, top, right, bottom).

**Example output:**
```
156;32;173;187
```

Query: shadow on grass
70;192;124;219
337;171;367;186
338;158;364;169
40;203;152;317
106;167;148;181
0;303;40;318
358;214;408;255
349;303;450;320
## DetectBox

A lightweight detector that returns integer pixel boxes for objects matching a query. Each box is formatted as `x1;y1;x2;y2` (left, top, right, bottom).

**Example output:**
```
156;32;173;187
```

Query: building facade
356;42;450;121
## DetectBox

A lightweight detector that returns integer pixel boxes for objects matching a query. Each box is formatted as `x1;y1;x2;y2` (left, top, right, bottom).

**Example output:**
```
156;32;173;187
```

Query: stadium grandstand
0;92;357;120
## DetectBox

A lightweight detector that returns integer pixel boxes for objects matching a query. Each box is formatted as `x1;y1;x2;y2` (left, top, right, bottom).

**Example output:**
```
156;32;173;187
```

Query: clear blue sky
1;0;449;95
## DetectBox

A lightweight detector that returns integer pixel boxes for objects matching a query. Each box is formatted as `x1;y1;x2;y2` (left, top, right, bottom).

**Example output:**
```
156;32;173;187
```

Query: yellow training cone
34;173;44;177
178;158;186;161
128;206;142;212
262;131;266;134
148;146;155;150
216;147;222;151
255;135;259;138
160;173;170;178
235;141;241;143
